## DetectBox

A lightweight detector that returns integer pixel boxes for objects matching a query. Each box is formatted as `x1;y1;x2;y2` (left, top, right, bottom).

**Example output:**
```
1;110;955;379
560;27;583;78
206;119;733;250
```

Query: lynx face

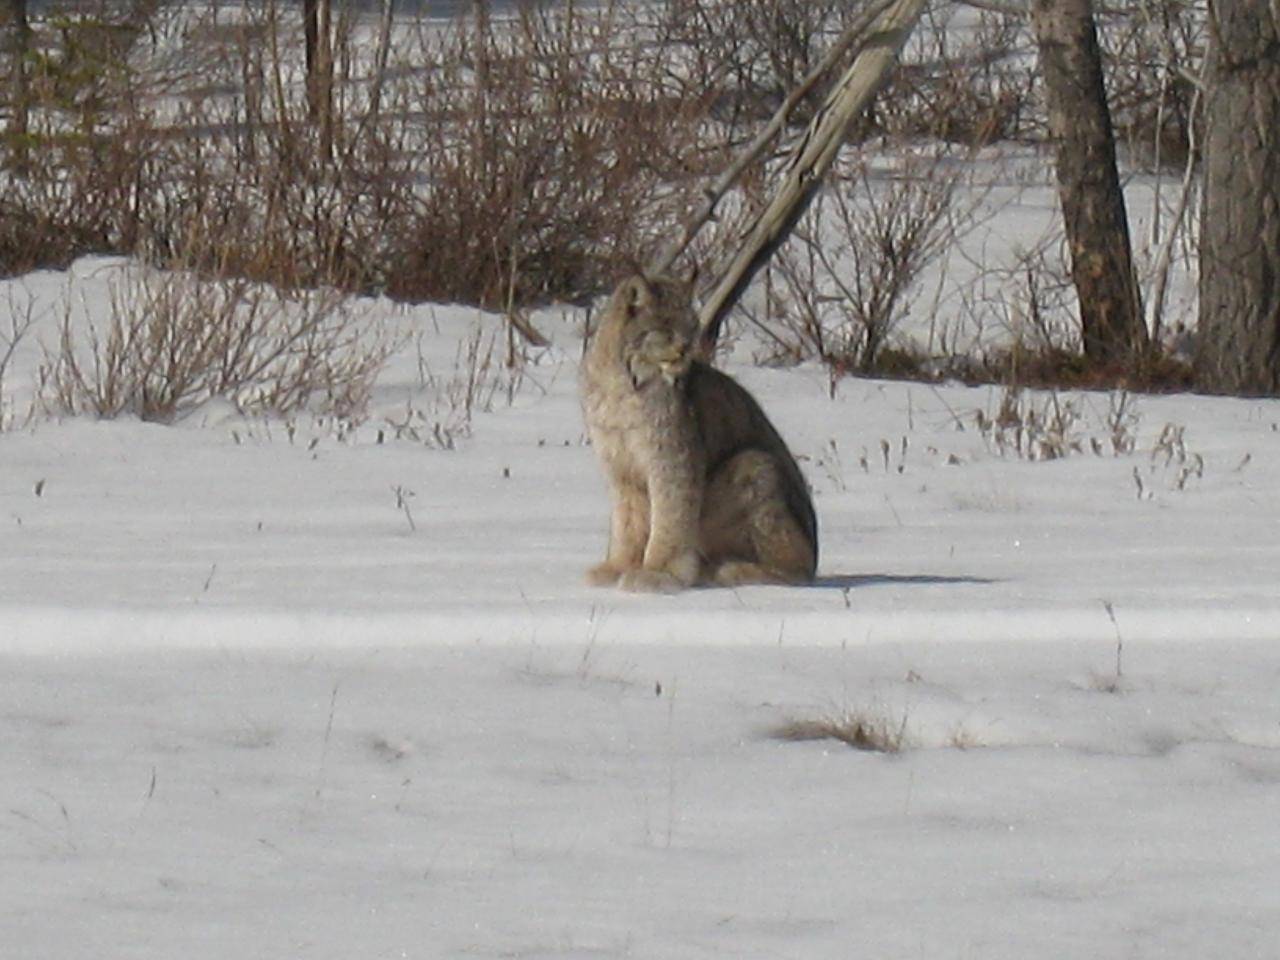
625;328;694;388
614;276;700;390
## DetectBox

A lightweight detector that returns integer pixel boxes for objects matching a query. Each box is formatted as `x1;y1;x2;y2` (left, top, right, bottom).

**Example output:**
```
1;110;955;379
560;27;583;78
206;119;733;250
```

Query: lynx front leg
618;468;703;593
587;482;650;586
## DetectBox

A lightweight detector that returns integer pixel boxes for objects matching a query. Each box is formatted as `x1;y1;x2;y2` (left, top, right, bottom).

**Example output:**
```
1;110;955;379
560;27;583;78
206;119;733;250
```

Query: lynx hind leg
701;449;816;586
712;561;792;588
588;482;650;587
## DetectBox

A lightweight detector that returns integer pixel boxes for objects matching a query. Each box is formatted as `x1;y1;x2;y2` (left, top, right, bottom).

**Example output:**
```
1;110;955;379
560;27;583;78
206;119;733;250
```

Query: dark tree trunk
1030;0;1147;366
1195;2;1280;395
303;0;333;151
5;0;31;163
303;0;320;103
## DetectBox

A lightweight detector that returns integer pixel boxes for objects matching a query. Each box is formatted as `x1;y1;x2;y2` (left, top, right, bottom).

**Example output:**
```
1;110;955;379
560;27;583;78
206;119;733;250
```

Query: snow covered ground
3;256;1280;957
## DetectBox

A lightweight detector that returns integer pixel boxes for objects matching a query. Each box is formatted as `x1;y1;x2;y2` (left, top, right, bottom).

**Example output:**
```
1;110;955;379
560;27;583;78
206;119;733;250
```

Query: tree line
1030;0;1278;396
1;0;1278;396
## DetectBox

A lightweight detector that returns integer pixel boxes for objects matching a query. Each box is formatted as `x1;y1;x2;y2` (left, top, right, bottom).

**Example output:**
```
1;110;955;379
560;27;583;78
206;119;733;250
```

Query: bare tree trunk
1195;2;1280;395
4;0;32;168
697;0;928;350
365;0;396;129
1030;0;1147;366
303;0;334;153
303;0;320;105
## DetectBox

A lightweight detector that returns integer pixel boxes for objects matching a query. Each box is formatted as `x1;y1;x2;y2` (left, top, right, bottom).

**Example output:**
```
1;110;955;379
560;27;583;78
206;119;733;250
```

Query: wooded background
1;0;1276;395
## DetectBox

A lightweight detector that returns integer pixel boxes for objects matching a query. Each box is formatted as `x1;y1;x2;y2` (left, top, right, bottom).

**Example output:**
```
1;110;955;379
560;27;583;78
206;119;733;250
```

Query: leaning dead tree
644;0;928;351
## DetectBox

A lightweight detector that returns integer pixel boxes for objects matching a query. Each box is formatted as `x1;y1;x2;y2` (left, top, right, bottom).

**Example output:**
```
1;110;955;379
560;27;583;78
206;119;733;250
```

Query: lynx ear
616;274;654;320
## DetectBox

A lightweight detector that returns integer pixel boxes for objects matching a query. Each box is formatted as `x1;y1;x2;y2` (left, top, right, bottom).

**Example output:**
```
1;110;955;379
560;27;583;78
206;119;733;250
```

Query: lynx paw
618;569;688;594
586;562;626;587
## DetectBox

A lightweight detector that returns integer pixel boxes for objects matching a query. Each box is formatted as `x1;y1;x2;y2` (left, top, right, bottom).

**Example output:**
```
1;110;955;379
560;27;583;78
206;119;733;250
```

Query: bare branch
697;0;930;350
646;0;898;277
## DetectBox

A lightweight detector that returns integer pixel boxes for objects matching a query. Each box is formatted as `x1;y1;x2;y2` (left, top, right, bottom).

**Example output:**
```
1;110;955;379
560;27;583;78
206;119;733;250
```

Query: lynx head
607;274;700;390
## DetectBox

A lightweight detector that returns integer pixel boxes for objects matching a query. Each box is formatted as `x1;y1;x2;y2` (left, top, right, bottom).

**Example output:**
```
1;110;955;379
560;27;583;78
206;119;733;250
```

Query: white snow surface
3;258;1280;958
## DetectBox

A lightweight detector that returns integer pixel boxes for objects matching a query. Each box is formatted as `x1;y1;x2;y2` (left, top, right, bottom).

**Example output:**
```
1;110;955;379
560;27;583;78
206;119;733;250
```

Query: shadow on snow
812;573;1000;590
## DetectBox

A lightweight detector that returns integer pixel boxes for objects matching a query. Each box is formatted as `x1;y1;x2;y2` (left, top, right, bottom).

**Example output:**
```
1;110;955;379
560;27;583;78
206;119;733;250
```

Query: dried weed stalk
0;287;40;430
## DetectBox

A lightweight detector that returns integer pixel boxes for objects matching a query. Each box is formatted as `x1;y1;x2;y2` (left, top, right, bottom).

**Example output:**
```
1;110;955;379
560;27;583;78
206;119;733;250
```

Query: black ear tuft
622;274;651;320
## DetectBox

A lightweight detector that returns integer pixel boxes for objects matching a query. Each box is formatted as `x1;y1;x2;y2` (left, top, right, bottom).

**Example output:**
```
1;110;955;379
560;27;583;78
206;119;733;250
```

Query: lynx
580;274;818;592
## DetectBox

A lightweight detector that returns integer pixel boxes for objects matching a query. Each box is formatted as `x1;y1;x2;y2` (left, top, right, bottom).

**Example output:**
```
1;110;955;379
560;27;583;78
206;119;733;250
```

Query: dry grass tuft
772;709;909;753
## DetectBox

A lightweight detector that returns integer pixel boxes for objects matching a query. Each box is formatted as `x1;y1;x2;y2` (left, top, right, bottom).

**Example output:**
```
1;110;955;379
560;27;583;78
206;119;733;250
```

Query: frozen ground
2;258;1279;958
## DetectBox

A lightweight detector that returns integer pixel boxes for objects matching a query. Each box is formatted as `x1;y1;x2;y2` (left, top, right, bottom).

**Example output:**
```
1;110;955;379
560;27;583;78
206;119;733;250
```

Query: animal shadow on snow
812;573;1000;590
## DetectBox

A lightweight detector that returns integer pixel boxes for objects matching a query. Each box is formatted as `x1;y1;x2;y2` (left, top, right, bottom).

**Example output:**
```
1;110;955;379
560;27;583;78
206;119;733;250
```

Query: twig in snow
1102;599;1124;688
392;484;417;533
316;681;341;800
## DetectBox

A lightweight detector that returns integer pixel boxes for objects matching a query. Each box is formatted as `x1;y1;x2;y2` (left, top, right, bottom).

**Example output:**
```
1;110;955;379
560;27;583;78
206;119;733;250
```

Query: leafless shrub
940;201;1197;391
421;323;507;442
39;244;395;423
944;226;1085;378
1;0;1209;404
0;287;40;430
883;1;1205;163
2;0;1043;310
1096;0;1206;170
2;1;722;305
876;3;1038;145
760;149;968;375
667;0;1038;147
382;320;527;450
382;3;710;306
660;0;856;131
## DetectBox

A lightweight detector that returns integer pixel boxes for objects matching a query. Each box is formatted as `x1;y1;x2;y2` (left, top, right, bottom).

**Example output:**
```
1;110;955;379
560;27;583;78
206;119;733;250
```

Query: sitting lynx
580;273;818;592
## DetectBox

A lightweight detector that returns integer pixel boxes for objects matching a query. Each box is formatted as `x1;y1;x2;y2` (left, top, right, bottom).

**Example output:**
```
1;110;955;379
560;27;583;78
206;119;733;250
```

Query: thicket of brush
1;0;1205;379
